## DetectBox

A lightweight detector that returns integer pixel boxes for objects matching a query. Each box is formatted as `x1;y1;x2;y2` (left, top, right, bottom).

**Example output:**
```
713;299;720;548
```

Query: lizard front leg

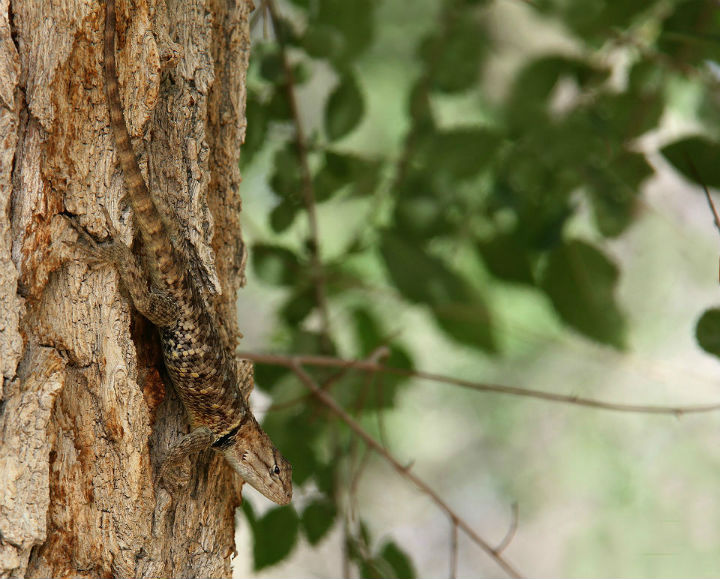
158;426;215;491
67;214;179;327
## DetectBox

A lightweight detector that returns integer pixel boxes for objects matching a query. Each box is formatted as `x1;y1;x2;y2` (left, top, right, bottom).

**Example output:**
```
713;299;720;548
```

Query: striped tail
104;0;182;289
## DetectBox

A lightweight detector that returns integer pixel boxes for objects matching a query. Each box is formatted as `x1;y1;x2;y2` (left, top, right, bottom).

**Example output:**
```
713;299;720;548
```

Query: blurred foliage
241;0;720;574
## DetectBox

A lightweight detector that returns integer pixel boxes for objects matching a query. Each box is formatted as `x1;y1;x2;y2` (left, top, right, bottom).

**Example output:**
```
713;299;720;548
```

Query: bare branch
287;360;523;578
241;352;720;415
496;503;519;555
449;520;458;579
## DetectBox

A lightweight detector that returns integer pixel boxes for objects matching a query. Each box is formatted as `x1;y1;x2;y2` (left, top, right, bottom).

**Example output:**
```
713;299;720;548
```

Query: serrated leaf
696;308;720;358
252;244;301;286
661;137;720;189
301;500;337;545
252;507;299;570
539;239;625;348
325;74;365;141
379;541;416;579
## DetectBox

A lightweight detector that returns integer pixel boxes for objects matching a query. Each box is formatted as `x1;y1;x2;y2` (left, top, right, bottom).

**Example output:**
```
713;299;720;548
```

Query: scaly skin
73;0;293;504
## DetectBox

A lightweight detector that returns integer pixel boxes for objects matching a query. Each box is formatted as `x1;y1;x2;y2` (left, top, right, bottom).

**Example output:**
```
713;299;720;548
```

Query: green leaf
316;0;374;64
301;500;337;545
506;56;608;128
302;25;345;60
241;91;269;166
379;541;416;579
280;286;316;325
477;232;535;284
380;232;496;351
658;1;720;65
351;308;414;409
253;362;290;394
431;301;496;352
661;137;720;189
537;0;658;43
269;200;300;233
416;128;501;181
380;232;471;305
585;152;651;238
252;507;299;570
393;173;453;240
422;17;487;93
539;239;625;348
270;146;303;202
696;308;720;358
260;51;284;84
325;73;365;141
315;151;382;201
252;244;301;286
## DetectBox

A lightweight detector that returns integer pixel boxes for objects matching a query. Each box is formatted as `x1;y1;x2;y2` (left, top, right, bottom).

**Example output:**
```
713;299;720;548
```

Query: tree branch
286;359;523;578
240;352;720;415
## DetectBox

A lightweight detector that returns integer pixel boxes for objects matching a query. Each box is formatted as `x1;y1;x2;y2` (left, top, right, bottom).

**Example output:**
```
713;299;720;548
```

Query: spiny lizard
69;0;292;505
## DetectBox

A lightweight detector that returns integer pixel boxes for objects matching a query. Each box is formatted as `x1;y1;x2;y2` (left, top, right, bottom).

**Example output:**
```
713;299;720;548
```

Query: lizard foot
65;213;131;267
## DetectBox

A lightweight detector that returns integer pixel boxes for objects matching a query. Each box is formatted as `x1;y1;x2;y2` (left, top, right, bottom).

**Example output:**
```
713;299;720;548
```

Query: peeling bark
0;0;255;576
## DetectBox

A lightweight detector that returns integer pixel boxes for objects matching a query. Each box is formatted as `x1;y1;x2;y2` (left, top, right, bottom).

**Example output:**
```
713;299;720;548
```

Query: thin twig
265;0;332;349
449;520;458;579
495;503;519;555
288;360;523;578
240;352;720;415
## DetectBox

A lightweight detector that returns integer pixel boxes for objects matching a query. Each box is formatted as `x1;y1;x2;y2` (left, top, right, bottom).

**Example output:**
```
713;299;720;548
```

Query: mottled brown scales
69;0;292;504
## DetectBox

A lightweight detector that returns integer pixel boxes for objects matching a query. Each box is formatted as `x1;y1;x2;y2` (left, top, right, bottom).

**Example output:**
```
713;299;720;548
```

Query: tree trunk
0;0;254;575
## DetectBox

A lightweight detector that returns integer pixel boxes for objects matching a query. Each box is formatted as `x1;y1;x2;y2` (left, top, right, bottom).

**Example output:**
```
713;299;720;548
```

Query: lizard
68;0;292;505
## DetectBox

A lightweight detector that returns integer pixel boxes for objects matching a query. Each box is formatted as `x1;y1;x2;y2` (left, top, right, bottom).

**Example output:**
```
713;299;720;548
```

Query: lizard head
220;415;293;505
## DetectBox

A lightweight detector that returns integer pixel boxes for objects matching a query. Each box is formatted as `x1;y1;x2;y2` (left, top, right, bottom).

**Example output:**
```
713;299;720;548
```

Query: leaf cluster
241;0;720;573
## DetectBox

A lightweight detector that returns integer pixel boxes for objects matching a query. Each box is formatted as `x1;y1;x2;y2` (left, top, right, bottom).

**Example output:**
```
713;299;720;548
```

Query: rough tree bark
0;0;254;575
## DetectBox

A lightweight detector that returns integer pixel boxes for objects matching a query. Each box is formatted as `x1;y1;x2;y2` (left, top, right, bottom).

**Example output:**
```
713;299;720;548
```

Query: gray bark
0;0;254;575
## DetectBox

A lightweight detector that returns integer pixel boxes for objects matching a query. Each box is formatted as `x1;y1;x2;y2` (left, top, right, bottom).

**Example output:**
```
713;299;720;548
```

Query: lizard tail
104;0;182;288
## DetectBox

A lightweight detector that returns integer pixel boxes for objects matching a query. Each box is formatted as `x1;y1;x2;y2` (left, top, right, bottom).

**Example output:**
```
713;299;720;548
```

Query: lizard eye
273;465;280;475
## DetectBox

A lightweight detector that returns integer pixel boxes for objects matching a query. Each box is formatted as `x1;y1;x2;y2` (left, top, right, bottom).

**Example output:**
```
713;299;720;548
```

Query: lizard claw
99;205;121;239
63;214;122;266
